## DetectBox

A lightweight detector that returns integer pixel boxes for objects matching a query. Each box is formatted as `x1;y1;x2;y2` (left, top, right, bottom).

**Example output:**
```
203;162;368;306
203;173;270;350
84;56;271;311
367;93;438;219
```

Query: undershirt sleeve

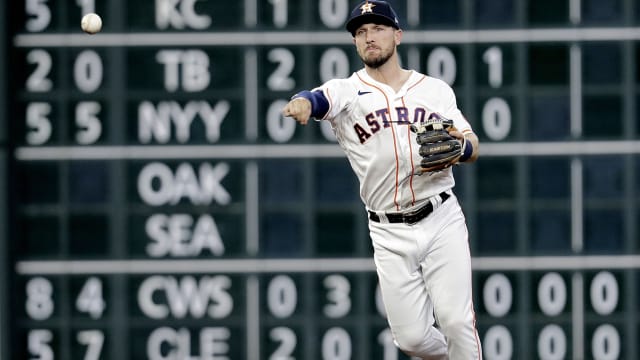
291;90;330;119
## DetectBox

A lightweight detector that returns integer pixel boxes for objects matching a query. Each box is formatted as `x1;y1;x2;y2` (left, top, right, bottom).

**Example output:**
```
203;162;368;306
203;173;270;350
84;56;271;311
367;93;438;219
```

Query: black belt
368;192;450;225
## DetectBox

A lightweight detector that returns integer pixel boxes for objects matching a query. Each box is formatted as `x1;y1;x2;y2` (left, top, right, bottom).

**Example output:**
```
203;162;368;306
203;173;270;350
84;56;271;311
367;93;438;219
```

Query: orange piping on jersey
401;96;417;207
405;74;427;93
401;75;427;207
356;72;401;210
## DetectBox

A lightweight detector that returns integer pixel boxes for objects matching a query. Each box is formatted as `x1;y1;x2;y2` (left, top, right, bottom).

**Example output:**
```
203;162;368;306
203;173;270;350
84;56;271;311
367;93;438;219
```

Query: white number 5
76;102;102;145
28;329;53;360
26;0;51;32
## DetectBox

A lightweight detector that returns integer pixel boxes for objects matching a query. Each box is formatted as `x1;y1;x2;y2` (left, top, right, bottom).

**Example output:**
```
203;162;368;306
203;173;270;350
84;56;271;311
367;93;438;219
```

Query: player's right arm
282;97;312;125
282;89;330;125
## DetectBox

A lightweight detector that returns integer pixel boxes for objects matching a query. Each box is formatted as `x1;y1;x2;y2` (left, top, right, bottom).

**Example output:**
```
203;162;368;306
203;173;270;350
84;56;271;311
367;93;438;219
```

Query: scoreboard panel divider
1;1;8;359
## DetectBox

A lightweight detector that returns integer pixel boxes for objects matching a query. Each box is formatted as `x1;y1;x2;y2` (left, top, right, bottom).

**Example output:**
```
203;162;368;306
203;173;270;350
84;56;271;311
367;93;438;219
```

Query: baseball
81;13;102;34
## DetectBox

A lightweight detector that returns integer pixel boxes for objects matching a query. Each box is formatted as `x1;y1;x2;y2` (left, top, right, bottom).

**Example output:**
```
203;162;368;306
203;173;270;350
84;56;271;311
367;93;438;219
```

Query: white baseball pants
369;193;482;359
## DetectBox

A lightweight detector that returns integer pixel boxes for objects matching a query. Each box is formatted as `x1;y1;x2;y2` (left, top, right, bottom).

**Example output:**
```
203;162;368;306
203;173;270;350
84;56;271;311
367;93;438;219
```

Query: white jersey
314;69;473;213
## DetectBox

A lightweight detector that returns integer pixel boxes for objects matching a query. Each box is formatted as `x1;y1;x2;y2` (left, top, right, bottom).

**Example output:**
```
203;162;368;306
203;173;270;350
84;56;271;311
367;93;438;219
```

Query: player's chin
363;56;386;68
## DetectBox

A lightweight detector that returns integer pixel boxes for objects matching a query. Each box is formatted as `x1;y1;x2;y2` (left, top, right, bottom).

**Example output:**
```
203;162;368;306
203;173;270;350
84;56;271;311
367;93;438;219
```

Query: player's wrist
459;137;474;162
291;90;329;119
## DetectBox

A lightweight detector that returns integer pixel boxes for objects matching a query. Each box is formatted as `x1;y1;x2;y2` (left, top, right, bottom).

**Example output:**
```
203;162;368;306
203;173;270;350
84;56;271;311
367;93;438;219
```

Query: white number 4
76;277;106;319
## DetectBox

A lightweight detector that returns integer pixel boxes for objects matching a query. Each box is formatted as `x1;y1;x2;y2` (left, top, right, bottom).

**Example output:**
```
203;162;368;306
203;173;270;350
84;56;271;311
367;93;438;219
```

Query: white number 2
269;327;296;360
26;50;53;92
267;48;295;91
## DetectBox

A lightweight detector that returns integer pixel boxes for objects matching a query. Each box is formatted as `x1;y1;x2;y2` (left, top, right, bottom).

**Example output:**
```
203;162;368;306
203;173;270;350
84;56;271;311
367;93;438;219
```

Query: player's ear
394;29;403;45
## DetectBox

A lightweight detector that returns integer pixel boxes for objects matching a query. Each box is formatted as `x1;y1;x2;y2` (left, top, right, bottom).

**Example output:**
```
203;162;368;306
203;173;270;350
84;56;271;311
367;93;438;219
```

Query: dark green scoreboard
3;0;640;359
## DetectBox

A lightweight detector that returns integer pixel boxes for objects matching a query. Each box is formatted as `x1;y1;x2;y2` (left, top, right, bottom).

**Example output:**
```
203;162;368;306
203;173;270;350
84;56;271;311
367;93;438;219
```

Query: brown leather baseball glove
411;113;463;173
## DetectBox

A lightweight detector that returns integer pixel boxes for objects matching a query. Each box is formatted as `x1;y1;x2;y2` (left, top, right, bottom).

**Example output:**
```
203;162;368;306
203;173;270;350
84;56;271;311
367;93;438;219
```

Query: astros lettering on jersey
310;70;473;213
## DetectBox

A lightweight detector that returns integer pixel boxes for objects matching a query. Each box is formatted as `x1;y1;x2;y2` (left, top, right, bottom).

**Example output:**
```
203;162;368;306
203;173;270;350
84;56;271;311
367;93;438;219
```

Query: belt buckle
402;208;421;225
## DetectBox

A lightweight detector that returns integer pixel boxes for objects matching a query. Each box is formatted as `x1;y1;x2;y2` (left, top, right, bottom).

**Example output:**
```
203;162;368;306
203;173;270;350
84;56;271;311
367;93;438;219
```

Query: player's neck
365;59;410;92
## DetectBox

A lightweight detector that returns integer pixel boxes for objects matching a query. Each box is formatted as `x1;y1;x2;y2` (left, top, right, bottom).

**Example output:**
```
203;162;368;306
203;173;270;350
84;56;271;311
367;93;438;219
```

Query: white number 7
77;330;105;360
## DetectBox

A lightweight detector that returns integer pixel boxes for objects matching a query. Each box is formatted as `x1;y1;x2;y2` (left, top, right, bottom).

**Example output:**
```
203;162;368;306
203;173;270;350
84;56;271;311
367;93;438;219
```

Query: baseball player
282;1;482;359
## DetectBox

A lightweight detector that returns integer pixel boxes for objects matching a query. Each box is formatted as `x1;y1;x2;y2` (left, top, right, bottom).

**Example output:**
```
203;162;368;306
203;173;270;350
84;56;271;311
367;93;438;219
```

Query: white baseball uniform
310;69;483;359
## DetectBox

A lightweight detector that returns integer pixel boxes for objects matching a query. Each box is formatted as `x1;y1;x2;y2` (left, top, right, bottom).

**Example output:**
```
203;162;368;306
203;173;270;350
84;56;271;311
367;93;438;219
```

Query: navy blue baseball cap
346;0;401;36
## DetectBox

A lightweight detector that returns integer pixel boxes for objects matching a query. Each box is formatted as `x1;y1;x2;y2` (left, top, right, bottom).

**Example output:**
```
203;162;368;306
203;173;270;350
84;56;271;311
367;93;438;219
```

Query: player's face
353;24;400;68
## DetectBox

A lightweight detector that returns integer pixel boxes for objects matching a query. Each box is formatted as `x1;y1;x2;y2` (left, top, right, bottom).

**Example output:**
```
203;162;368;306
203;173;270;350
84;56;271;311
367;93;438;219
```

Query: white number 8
26;277;54;320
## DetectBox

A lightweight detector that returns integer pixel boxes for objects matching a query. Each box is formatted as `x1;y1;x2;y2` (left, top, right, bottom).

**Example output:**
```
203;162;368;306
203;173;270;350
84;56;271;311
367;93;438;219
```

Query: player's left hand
411;113;463;173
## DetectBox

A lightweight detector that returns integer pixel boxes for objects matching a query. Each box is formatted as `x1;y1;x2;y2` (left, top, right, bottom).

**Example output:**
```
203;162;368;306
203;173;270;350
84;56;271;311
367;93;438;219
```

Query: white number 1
76;0;95;15
483;46;503;88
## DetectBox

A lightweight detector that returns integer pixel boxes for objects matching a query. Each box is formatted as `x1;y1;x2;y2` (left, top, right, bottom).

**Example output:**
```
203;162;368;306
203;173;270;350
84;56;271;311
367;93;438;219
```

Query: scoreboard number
268;0;288;28
590;271;618;315
25;0;51;32
319;48;350;82
267;275;297;319
267;48;296;91
75;277;106;319
26;277;54;321
75;101;102;145
28;329;54;360
482;98;511;141
76;0;97;15
482;325;513;360
322;274;351;319
74;50;103;93
76;330;105;360
26;50;52;92
482;46;503;88
269;327;296;360
321;327;351;360
26;102;52;145
537;324;567;360
426;46;456;86
591;324;620;360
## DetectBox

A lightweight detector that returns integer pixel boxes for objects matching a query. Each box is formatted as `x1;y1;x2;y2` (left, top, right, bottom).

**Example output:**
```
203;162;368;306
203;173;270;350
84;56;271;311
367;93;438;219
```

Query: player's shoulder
412;73;456;97
418;73;454;90
326;72;361;87
319;73;360;94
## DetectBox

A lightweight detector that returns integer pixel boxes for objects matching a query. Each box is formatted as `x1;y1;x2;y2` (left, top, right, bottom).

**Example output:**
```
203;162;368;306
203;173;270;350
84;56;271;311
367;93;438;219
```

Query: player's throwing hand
282;98;312;125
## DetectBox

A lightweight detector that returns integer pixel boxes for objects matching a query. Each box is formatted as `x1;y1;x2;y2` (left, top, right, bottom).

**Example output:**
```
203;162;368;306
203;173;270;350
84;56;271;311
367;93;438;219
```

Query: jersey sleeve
436;80;474;134
311;78;356;121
